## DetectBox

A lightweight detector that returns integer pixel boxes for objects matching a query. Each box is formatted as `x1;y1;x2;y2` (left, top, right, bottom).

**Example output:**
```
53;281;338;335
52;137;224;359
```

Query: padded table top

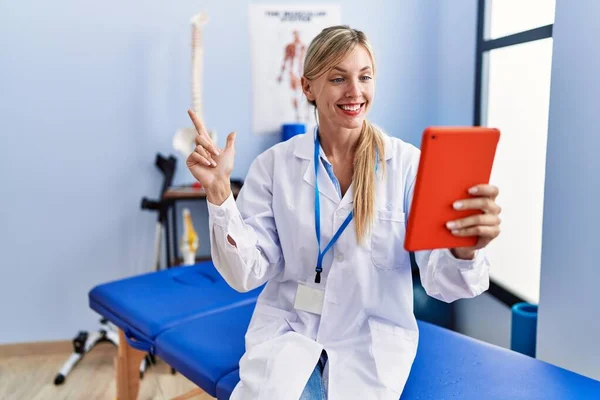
155;302;255;398
400;321;600;399
216;370;240;400
214;320;600;400
88;262;262;344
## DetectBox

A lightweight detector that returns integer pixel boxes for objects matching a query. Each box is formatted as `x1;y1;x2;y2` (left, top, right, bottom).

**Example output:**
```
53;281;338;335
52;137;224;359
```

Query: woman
186;25;501;400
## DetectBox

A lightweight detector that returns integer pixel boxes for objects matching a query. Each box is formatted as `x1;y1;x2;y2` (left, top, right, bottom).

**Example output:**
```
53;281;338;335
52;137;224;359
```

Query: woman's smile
337;102;365;117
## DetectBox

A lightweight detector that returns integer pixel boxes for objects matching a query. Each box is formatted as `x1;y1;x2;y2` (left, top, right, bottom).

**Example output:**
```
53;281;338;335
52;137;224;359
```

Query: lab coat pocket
371;210;410;270
245;303;297;350
368;317;419;394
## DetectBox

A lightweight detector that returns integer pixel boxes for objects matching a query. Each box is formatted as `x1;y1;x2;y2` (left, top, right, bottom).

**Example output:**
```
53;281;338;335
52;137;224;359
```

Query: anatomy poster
249;4;341;135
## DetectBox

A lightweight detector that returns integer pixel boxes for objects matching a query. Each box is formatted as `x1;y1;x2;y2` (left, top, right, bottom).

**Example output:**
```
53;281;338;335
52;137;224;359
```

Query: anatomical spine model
173;12;217;160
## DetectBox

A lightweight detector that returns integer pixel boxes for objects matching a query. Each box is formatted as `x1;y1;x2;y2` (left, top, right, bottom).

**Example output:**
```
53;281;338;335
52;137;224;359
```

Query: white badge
294;283;325;315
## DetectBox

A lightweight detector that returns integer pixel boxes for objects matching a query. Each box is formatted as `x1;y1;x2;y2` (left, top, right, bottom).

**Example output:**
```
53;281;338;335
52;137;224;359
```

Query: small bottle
180;208;199;265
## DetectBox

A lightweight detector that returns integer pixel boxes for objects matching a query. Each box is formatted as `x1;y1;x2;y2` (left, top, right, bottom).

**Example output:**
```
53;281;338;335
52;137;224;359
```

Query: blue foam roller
511;302;538;357
282;123;306;141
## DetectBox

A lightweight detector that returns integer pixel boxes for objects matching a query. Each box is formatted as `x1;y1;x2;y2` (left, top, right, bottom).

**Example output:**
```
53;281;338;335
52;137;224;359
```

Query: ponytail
353;120;385;243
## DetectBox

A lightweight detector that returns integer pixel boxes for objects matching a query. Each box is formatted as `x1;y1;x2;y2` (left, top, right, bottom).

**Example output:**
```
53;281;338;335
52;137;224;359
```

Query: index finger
188;109;208;137
468;184;499;199
188;109;219;156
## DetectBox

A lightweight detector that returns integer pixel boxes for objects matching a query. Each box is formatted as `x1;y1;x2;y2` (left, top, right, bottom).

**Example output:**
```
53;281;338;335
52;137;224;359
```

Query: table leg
163;203;172;269
115;330;146;400
172;200;179;266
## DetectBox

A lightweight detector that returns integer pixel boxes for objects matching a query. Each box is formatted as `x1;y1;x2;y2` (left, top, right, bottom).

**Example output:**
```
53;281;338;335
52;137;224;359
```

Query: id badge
294;283;325;315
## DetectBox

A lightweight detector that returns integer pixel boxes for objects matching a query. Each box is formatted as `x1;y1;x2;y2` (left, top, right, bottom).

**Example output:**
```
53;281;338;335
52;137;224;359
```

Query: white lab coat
207;130;490;400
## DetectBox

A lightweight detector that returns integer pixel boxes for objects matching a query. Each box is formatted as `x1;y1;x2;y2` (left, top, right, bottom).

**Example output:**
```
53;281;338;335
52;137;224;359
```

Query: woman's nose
346;80;361;98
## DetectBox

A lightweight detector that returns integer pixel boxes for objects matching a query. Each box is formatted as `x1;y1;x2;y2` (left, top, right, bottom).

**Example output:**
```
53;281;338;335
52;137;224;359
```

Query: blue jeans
299;352;327;400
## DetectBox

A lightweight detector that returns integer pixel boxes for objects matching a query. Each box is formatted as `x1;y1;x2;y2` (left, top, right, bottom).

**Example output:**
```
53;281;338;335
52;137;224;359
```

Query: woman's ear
301;77;315;102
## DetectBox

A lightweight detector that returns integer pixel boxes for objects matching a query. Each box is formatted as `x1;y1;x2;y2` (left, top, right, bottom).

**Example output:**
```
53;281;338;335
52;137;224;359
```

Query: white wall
0;0;445;344
432;0;478;126
535;0;600;381
455;293;511;349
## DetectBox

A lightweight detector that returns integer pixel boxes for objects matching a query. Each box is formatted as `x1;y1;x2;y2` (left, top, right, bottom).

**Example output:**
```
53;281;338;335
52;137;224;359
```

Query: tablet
404;127;500;252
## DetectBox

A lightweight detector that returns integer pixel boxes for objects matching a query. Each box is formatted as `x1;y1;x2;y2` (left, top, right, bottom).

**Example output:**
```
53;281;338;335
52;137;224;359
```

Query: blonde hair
303;25;385;243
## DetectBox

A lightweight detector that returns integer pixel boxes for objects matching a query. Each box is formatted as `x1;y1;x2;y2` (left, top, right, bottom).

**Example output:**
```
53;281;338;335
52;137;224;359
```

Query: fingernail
446;221;457;229
453;201;463;209
451;230;459;235
211;160;217;167
205;160;211;166
469;187;478;194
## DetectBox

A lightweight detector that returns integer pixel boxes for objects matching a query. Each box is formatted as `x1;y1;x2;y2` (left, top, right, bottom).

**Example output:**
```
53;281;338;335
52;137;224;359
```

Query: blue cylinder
510;302;538;357
281;123;306;141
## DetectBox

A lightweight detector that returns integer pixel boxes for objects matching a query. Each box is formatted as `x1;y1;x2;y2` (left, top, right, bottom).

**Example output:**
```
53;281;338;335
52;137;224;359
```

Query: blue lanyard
313;130;380;283
313;132;354;284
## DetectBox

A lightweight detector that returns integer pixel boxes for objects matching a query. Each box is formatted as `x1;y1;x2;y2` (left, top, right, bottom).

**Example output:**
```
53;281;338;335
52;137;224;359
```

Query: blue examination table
89;261;261;356
89;261;600;399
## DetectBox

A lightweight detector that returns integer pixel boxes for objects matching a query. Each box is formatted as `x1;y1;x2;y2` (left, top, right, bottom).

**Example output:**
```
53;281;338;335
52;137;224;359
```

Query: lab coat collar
301;143;342;204
293;127;393;207
292;125;394;162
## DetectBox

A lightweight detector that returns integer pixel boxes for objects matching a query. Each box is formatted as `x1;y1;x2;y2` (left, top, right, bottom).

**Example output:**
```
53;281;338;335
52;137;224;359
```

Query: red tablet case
404;127;500;251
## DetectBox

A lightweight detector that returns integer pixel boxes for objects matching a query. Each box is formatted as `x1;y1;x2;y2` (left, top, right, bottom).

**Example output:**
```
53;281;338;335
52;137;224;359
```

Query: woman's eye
361;75;372;81
330;77;344;83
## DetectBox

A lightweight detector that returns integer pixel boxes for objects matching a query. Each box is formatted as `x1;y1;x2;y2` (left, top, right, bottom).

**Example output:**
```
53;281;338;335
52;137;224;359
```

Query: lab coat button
336;254;344;262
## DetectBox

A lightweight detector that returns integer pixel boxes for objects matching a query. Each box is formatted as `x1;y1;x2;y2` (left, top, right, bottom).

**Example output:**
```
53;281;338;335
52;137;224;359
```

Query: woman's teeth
339;104;361;111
